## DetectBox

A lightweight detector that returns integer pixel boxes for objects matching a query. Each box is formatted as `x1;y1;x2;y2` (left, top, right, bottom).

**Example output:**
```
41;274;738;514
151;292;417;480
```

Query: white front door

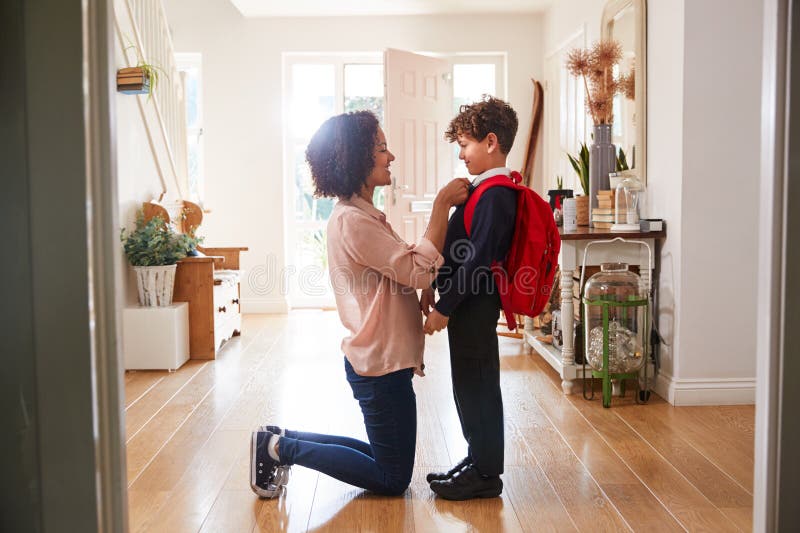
383;49;453;244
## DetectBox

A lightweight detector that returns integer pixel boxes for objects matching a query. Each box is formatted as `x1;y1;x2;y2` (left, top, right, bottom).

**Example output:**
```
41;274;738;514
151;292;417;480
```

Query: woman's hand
420;287;436;316
423;309;449;335
435;178;471;207
424;178;471;253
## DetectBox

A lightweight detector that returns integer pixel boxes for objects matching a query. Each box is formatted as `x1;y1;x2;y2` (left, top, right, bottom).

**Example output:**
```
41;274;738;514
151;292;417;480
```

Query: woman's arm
423;178;471;252
336;179;469;290
337;213;444;290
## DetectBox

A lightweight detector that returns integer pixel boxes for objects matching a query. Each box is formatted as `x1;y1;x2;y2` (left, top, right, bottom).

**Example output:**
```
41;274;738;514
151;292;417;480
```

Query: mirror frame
602;0;647;185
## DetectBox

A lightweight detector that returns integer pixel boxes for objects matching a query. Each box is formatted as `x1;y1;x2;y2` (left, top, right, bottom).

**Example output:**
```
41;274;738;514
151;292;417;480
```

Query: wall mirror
602;0;647;184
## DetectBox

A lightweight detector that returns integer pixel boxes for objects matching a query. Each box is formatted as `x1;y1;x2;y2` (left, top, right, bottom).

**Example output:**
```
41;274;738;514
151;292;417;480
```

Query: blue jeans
277;357;417;495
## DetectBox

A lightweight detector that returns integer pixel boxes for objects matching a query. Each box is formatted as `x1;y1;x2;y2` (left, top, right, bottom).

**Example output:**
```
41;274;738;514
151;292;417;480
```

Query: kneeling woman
250;110;469;497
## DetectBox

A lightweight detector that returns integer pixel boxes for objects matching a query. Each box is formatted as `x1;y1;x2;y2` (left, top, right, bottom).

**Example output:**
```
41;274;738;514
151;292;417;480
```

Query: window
283;55;384;308
176;53;204;205
344;64;384;123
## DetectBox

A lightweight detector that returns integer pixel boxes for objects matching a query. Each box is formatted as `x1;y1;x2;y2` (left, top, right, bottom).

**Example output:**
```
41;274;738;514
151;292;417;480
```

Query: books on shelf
591;190;617;220
592;206;615;223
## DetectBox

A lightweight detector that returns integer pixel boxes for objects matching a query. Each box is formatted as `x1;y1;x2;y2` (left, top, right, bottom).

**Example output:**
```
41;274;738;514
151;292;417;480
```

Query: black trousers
446;292;504;476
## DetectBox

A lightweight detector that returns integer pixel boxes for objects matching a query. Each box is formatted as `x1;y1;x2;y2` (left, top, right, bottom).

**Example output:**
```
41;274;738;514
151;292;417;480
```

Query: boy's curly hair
306;110;379;198
444;95;518;154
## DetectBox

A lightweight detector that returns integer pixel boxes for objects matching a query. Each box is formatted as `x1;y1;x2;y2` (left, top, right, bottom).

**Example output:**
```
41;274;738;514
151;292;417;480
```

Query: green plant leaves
120;212;202;266
616;147;630;171
567;143;590;195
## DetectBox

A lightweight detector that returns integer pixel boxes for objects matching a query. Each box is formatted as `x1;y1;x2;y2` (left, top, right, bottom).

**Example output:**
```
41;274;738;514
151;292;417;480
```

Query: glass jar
583;262;648;374
612;175;644;231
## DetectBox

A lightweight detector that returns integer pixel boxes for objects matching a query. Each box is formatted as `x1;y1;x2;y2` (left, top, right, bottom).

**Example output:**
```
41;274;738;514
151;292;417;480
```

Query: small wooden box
117;66;151;95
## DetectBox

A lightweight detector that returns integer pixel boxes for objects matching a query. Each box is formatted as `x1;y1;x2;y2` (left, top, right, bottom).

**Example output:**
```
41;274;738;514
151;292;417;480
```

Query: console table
523;226;667;394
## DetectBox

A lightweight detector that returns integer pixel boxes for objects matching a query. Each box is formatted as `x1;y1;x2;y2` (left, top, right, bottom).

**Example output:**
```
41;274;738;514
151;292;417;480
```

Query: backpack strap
463;171;523;236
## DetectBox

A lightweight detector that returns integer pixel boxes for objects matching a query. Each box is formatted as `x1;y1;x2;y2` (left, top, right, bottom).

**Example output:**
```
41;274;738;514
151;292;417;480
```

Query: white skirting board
241;296;288;314
655;373;756;406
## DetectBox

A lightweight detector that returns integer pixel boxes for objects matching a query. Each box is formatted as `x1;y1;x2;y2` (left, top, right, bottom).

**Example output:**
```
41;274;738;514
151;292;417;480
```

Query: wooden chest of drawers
173;247;247;359
213;273;241;352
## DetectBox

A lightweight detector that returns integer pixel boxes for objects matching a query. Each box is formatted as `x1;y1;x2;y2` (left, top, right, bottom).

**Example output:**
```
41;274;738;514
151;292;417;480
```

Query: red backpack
463;171;561;331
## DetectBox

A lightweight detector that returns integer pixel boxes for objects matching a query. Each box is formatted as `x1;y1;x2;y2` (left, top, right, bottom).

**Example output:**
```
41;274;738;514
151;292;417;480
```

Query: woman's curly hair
444;95;518;154
306;110;380;198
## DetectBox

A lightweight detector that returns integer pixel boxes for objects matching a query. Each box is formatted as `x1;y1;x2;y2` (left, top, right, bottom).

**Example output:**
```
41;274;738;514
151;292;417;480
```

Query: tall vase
588;124;616;228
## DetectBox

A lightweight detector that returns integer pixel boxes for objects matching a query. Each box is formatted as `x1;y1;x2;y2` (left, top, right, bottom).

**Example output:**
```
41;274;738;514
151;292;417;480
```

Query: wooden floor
124;311;754;532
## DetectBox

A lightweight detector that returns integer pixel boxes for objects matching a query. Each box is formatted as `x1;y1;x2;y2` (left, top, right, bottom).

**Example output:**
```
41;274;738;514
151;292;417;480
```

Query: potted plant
117;63;165;96
117;42;167;96
567;143;591;226
121;212;201;306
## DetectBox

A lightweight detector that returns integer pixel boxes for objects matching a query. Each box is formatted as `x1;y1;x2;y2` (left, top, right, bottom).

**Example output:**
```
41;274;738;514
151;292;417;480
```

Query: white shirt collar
471;167;511;187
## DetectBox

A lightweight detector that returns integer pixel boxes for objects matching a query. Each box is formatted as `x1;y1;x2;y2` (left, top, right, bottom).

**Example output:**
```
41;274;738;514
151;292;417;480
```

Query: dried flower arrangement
566;40;631;125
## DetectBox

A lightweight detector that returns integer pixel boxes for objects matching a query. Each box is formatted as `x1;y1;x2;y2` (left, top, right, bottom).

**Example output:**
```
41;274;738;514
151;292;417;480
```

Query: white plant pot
134;264;177;307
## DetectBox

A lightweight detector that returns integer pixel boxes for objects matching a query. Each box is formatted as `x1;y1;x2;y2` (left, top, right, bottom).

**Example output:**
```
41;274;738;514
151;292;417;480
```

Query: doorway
282;50;506;309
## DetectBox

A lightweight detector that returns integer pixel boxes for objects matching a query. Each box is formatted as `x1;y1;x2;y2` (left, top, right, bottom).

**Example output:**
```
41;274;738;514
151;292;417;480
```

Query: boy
421;95;519;500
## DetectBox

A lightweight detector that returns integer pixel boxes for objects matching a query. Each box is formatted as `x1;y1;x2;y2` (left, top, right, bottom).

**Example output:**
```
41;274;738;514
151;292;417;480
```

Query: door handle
391;177;409;206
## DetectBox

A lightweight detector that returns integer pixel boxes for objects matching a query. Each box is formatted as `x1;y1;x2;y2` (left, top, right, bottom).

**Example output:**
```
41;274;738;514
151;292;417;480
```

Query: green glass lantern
581;257;651;408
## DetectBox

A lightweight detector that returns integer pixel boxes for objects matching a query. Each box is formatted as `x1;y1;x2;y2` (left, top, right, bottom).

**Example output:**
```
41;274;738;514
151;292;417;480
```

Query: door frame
1;0;127;530
5;3;797;529
755;0;799;530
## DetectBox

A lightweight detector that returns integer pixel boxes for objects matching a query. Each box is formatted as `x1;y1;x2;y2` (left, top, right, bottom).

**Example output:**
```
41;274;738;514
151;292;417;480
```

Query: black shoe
429;465;503;500
257;425;292;487
426;456;471;483
260;424;283;435
250;430;284;498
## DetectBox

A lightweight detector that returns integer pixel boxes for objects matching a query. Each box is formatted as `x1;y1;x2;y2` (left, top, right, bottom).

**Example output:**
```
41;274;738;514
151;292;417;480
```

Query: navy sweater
434;186;517;316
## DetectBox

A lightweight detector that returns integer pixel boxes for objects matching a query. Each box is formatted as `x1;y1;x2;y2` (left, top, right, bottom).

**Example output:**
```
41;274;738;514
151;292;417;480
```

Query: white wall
116;94;164;306
113;19;174;306
542;0;603;52
543;0;759;405
646;0;684;390
163;0;545;312
675;0;761;402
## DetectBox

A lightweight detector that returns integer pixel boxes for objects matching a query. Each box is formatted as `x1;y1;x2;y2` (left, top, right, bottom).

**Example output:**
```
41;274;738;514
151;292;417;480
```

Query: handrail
114;0;188;200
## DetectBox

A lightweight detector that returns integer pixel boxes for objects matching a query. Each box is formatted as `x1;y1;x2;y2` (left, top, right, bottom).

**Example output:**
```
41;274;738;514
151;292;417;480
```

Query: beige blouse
327;195;444;377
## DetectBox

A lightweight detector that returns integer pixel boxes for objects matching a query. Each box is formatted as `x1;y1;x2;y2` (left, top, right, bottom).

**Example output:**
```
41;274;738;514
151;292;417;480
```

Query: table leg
523;316;533;354
560;268;575;394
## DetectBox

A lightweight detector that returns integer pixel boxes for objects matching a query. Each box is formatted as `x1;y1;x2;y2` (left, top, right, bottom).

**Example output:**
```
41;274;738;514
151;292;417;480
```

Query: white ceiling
228;0;553;18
